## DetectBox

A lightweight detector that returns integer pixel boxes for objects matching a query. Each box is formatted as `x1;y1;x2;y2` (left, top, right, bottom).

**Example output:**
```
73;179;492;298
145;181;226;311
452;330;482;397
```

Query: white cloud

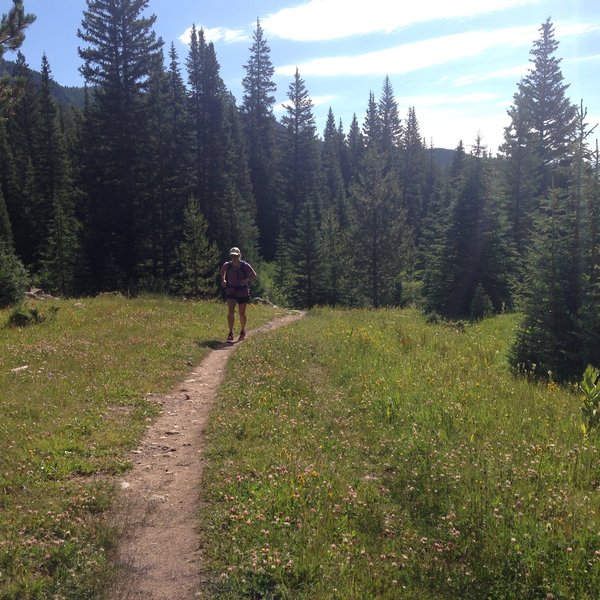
415;105;511;151
276;25;538;77
263;0;541;41
178;26;249;45
311;94;337;107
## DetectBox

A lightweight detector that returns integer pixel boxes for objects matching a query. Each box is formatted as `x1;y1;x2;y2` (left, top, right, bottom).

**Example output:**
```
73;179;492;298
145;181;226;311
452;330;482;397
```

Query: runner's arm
220;263;228;287
241;263;257;285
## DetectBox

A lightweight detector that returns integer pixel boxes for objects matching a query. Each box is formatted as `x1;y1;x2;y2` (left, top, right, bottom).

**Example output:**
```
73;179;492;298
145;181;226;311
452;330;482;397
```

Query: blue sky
11;0;600;151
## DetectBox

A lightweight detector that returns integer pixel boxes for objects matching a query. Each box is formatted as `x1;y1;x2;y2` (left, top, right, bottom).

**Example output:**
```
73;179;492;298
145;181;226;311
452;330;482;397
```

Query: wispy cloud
276;25;538;77
396;92;500;108
263;0;541;41
452;65;529;87
275;21;600;79
178;25;249;45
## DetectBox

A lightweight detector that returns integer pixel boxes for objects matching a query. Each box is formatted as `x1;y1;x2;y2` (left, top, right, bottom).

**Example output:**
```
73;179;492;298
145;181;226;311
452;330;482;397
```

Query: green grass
200;308;600;599
0;295;281;599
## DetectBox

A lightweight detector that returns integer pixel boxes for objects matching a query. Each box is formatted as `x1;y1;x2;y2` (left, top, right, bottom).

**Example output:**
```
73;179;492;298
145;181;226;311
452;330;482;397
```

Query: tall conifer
78;0;163;291
241;18;280;259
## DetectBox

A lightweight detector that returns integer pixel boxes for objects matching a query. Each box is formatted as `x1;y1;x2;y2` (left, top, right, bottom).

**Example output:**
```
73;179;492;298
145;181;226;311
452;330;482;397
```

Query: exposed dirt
110;313;303;600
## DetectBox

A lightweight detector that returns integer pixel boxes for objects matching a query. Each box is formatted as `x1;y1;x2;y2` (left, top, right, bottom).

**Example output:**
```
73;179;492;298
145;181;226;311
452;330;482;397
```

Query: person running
220;247;257;343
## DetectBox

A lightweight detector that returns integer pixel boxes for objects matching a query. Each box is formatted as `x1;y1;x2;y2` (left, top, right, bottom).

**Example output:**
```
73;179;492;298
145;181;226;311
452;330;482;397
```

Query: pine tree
502;18;577;255
0;1;35;104
280;68;321;229
509;188;581;380
78;0;163;291
320;206;351;306
579;140;600;370
378;76;402;160
178;196;219;298
423;138;514;318
218;93;260;260
0;1;35;55
241;18;280;259
0;136;27;306
321;107;348;225
346;113;364;187
362;92;380;150
288;201;326;308
401;107;426;239
29;55;81;294
141;48;188;288
349;147;407;307
186;26;229;239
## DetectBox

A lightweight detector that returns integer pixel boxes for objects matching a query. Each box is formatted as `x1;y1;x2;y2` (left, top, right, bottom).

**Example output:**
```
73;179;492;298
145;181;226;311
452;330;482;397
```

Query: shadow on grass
196;339;233;350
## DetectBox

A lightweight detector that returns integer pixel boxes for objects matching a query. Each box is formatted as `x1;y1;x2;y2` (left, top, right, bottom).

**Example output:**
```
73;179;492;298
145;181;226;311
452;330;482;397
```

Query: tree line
0;1;598;380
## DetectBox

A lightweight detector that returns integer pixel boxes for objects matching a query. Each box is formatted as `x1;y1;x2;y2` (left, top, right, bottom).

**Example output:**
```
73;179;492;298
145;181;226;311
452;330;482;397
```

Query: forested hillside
0;2;598;380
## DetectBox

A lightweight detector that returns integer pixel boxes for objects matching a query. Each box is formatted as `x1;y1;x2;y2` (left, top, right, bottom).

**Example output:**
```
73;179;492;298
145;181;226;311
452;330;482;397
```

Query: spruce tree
241;18;280;259
509;188;581;380
378;76;402;161
502;18;577;255
321;107;348;225
186;26;229;240
346;113;364;187
178;196;219;298
423;138;514;318
401;107;426;242
349;147;407;307
78;0;163;291
288;200;326;308
280;68;321;229
218;93;260;260
578;140;600;370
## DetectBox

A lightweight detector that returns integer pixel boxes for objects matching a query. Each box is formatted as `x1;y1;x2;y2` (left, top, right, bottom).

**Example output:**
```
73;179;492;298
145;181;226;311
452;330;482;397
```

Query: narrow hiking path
110;313;304;600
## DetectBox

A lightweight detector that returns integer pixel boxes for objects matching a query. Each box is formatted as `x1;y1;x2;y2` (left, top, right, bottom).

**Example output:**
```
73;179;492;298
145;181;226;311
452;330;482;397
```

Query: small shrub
7;305;58;327
470;283;493;320
0;244;28;308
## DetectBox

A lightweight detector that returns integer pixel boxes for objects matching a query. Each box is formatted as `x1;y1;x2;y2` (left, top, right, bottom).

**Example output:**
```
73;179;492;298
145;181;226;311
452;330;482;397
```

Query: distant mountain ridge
0;58;86;107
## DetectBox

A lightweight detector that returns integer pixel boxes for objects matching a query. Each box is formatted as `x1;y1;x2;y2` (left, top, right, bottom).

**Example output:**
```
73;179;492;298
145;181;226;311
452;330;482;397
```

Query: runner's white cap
229;247;241;256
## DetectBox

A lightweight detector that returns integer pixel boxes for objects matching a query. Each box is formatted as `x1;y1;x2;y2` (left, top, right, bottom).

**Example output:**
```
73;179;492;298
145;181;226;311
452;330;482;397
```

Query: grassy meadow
0;295;280;599
201;308;600;599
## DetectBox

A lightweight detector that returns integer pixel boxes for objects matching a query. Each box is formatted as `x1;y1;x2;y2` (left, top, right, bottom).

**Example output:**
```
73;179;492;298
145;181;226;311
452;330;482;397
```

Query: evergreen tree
288;200;326;308
321;107;348;225
502;18;577;255
401;106;426;239
186;26;228;241
423;138;514;318
280;68;321;229
0;0;35;104
0;1;35;55
500;89;540;257
241;18;280;259
378;76;402;160
362;91;380;150
218;93;260;260
509;188;581;380
78;0;163;291
178;196;219;297
320;206;351;306
346;113;364;187
349;148;407;307
33;55;81;294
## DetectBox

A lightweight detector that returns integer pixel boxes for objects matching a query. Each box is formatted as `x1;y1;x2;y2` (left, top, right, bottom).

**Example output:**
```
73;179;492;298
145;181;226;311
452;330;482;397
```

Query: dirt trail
110;313;303;600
